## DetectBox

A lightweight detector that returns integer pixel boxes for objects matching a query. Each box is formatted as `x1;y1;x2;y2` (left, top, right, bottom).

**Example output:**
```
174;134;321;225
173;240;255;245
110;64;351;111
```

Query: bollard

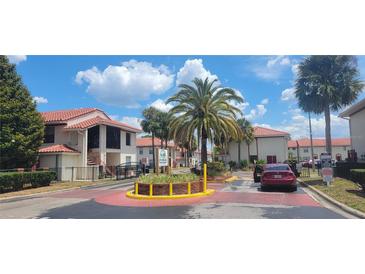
149;183;153;196
169;182;173;196
204;163;207;193
188;182;191;194
135;183;139;195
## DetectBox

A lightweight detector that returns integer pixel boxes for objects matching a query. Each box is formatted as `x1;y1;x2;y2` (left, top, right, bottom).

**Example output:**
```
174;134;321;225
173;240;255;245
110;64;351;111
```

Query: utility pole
308;112;315;172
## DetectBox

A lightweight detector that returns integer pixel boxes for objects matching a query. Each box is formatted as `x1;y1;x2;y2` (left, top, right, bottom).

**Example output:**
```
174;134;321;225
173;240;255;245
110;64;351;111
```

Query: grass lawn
303;177;365;213
0;180;116;200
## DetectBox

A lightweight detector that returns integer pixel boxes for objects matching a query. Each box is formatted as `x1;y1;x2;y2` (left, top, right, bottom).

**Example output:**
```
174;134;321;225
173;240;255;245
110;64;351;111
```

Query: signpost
320;153;333;186
159;149;168;167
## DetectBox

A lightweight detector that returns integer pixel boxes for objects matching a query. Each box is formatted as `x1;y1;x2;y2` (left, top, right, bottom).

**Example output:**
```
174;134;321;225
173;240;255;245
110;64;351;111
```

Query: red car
261;164;297;192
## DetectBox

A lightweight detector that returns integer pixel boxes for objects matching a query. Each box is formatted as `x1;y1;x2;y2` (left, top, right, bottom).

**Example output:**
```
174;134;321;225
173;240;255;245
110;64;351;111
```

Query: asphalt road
0;175;349;219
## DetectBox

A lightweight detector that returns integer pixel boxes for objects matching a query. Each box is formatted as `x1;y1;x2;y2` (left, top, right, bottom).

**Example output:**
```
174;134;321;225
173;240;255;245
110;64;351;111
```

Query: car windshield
265;165;290;171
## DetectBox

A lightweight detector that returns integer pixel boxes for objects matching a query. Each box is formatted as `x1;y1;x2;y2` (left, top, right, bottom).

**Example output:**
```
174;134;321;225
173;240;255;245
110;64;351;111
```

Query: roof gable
254;126;289;137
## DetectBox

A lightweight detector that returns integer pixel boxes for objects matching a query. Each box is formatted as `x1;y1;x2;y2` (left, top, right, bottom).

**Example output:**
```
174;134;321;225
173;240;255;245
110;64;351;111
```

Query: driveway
0;174;350;219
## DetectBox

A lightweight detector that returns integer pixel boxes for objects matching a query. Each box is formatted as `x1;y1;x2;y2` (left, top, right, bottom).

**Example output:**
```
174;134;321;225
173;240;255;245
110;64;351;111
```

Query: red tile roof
41;108;101;122
65;116;141;132
39;144;80;153
254;126;289;137
288;140;298;148
136;137;175;148
296;138;351;147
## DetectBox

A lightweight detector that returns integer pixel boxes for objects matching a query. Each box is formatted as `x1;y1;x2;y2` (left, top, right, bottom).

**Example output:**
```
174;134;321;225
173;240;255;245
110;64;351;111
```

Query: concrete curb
0;180;134;203
298;179;365;219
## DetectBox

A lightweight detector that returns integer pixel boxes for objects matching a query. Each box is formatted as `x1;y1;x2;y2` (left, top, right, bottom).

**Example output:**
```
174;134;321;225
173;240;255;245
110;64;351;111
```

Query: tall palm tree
237;118;254;163
167;77;243;165
141;107;160;172
295;56;364;155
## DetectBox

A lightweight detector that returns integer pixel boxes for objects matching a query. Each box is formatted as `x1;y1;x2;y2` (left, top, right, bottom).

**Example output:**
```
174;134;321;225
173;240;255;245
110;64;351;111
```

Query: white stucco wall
350;108;365;159
228;137;288;163
120;131;137;164
296;145;351;161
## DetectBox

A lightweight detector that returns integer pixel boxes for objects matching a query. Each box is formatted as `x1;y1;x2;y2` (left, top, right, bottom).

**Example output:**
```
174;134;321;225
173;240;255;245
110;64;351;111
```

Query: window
126;132;131;146
149;148;153;155
303;147;309;153
106;126;120;149
126;156;132;165
44;126;55;143
88;126;100;149
139;148;143;155
267;155;277;164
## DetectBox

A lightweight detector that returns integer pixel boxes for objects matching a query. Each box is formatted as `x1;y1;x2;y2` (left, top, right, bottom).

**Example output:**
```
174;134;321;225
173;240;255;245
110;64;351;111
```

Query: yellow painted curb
126;189;215;200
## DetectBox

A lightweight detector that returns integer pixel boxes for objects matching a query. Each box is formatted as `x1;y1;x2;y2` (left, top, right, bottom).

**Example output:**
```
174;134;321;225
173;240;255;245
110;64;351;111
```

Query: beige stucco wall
228;137;288;163
120;131;137;164
350;108;365;159
292;145;351;161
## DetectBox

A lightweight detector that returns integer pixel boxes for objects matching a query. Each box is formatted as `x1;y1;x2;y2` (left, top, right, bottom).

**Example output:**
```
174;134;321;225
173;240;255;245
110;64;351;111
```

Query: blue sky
9;55;365;139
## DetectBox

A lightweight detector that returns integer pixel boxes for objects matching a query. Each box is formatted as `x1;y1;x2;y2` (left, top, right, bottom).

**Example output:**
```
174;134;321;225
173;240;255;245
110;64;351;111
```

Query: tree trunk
201;126;208;166
247;142;250;163
238;141;241;165
324;105;332;156
152;133;156;173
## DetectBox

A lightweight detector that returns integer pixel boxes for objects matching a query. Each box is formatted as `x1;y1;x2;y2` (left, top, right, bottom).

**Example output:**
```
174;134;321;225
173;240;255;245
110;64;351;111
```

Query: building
227;126;290;164
136;137;177;167
38;108;141;180
339;98;365;161
288;138;351;162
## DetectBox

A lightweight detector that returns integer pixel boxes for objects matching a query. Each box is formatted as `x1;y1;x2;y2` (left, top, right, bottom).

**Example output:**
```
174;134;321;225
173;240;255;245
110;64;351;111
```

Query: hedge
0;171;56;193
350;169;365;191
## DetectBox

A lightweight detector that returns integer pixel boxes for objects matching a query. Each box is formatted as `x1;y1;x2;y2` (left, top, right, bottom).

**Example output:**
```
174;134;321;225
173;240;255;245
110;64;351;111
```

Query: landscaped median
299;175;365;218
126;173;215;200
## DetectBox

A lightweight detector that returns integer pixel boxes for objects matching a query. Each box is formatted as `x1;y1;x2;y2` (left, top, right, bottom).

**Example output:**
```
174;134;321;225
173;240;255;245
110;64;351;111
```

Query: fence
300;167;311;178
65;166;99;181
116;163;142;180
334;161;365;179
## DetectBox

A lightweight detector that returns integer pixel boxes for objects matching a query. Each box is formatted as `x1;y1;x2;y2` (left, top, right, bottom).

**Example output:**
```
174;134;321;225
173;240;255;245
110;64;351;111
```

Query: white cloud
281;87;296;101
245;104;267;121
261;98;269;105
120;116;142;130
291;63;299;77
75;60;174;108
253;55;292;80
7;55;27;64
176;59;219;86
277;112;349;139
33;96;48;104
150;98;173;112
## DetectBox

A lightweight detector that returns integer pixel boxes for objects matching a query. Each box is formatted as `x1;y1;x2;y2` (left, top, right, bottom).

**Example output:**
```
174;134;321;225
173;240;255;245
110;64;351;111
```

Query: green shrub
0;171;56;193
256;159;266;165
228;161;236;170
137;173;199;184
207;161;226;176
240;160;248;169
350;169;365;191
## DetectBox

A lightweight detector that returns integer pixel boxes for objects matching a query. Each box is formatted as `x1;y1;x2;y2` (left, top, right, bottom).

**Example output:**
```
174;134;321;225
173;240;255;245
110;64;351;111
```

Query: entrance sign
320;153;333;186
159;149;168;167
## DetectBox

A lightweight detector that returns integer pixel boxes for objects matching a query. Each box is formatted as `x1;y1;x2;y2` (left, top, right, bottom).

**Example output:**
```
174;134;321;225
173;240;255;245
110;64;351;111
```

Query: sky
8;55;365;139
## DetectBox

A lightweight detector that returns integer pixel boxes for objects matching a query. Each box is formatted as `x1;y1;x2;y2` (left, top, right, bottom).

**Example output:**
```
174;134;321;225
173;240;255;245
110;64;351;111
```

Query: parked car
261;164;297;192
253;164;263;182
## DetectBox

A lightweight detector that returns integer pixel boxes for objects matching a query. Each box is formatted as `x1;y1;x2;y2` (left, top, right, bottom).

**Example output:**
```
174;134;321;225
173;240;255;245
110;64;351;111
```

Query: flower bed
127;173;214;198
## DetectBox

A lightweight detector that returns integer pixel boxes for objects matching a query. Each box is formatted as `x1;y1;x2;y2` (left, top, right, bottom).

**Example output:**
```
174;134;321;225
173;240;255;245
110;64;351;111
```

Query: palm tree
295;56;364;155
237;118;254;164
167;77;243;165
141;107;160;172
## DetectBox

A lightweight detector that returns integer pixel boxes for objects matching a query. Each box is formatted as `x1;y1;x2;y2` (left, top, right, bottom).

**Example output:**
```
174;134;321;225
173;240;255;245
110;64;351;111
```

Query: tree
295;56;364;155
167;77;243;165
155;110;170;149
237;118;254;163
141;107;160;172
0;56;44;169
